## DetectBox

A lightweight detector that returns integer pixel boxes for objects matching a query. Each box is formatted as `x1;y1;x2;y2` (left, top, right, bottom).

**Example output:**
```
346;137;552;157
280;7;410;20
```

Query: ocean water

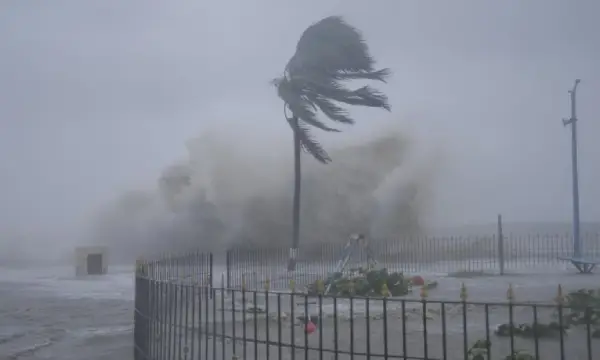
0;266;134;360
0;264;230;360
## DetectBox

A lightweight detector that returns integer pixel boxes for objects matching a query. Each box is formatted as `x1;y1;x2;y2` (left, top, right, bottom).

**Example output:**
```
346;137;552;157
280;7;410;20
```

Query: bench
558;256;600;274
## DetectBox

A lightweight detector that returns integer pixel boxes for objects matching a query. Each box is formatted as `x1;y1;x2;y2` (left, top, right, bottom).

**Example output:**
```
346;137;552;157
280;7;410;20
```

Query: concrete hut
75;246;108;276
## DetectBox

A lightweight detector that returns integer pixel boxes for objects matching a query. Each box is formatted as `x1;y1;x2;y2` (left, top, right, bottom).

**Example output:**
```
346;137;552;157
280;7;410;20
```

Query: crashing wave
90;124;441;262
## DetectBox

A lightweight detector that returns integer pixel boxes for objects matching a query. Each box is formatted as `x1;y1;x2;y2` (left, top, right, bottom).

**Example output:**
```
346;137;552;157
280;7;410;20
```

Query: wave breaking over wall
90;124;444;263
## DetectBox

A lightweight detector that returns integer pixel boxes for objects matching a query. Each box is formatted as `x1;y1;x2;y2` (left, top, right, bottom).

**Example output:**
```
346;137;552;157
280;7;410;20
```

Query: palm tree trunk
287;116;301;273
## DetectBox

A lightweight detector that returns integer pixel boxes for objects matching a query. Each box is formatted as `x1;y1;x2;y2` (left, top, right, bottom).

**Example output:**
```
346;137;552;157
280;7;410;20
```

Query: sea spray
90;124;444;262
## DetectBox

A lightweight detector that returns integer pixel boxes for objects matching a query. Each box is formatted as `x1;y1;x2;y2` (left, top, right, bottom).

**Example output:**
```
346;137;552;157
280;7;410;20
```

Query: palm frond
287;98;341;132
276;76;340;132
330;68;391;83
306;81;391;111
287;117;332;164
303;94;354;124
293;67;391;85
274;15;391;163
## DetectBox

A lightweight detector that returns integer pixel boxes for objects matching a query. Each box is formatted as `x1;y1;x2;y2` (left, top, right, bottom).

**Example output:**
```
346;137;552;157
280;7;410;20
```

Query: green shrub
562;288;600;326
307;267;411;297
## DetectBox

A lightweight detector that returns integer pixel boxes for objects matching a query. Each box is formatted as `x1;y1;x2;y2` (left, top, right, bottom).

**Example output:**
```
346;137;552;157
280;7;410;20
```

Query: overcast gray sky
1;0;599;240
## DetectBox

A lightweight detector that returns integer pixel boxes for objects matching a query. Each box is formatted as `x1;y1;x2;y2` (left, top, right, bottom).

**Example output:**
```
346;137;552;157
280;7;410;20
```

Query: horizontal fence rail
226;233;600;290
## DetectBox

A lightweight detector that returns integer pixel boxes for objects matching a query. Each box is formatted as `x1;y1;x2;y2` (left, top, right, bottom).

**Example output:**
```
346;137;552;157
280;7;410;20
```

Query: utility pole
562;79;582;258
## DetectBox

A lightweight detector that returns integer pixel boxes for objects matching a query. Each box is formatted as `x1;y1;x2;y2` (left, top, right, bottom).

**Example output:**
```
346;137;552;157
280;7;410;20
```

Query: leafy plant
307;267;410;297
493;288;600;342
495;322;568;338
562;288;600;325
467;339;490;360
559;288;600;338
468;339;534;360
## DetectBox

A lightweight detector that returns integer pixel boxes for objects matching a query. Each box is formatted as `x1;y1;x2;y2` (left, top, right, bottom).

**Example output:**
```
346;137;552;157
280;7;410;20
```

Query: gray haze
1;1;599;264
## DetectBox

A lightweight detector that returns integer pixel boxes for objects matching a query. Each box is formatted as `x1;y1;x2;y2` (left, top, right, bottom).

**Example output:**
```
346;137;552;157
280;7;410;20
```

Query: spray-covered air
90;124;442;262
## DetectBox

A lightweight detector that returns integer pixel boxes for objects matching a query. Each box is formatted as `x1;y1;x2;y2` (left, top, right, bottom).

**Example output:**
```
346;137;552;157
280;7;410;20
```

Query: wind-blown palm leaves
274;16;391;272
274;16;391;163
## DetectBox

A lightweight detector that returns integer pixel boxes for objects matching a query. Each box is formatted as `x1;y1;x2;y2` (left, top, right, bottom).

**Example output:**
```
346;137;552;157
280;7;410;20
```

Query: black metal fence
134;262;600;360
226;233;600;290
134;234;600;359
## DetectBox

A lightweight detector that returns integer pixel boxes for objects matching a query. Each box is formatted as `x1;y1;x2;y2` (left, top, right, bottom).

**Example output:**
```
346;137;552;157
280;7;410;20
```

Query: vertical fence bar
232;289;237;356
532;305;540;360
304;293;309;360
290;280;296;360
178;284;184;359
461;283;468;360
162;281;168;360
204;280;209;360
149;277;156;359
198;282;203;360
333;296;339;360
318;291;323;360
265;280;271;360
556;285;566;360
184;284;190;359
586;306;593;360
277;293;282;360
422;296;428;360
253;291;259;360
226;249;231;289
366;297;371;358
242;277;247;360
212;287;217;360
382;296;388;360
209;253;214;299
441;302;447;360
165;281;172;359
221;279;226;360
350;292;355;360
484;304;491;360
133;261;150;360
507;284;515;358
401;300;407;359
190;281;196;360
498;214;505;275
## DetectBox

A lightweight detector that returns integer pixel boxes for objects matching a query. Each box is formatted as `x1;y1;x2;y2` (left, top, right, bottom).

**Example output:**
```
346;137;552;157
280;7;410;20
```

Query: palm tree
273;16;391;272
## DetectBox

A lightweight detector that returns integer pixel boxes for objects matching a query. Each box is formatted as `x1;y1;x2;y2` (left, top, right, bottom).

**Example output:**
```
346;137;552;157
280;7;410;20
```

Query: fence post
133;259;150;360
497;214;505;275
226;249;231;289
209;253;214;298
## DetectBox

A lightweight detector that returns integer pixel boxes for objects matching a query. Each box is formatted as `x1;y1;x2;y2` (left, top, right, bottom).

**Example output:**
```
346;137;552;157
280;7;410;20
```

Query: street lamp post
562;79;582;259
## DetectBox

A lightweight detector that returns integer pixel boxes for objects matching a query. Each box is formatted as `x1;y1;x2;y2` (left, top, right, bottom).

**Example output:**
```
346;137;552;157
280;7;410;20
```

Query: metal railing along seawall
225;233;600;290
133;233;600;360
134;258;600;360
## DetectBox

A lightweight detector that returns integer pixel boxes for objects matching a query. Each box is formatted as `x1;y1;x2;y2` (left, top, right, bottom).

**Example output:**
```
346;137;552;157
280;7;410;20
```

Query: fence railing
144;251;214;284
226;233;600;290
134;263;600;360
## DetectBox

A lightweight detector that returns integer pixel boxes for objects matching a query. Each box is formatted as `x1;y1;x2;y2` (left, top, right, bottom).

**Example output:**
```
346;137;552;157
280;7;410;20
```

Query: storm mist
1;1;600;266
88;124;443;263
